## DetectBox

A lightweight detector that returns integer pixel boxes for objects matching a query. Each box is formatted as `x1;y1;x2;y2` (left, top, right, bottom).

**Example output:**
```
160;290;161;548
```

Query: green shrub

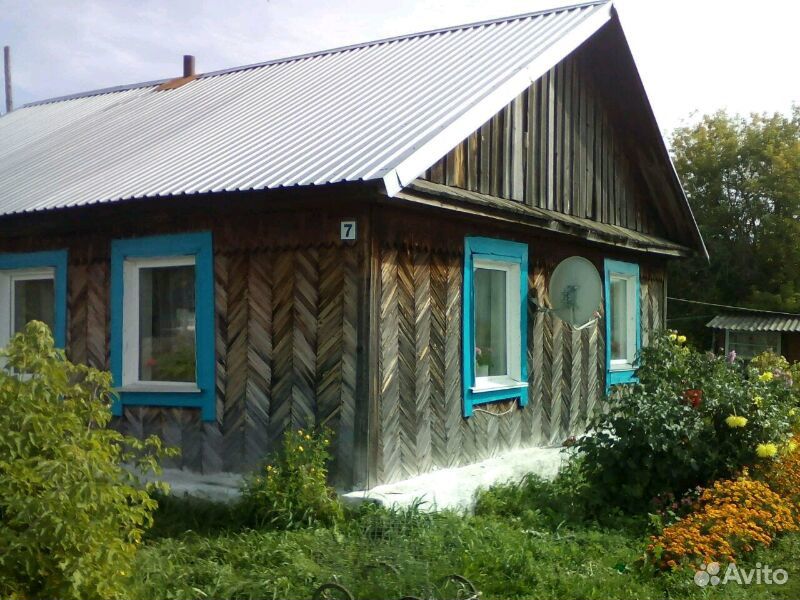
575;331;798;513
0;321;172;600
750;350;800;393
240;427;343;529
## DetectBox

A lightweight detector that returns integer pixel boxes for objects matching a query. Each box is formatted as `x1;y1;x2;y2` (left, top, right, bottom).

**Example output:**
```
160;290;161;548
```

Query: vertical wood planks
420;51;665;237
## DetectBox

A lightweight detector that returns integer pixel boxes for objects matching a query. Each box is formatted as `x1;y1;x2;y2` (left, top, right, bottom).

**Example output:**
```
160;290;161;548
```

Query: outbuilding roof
707;314;800;333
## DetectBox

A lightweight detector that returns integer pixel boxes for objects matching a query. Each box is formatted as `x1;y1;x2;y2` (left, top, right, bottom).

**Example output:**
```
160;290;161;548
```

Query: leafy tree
668;107;800;346
0;321;173;600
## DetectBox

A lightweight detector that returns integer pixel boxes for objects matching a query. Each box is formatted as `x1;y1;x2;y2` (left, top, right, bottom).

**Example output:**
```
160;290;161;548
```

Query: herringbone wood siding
375;242;665;485
70;240;360;484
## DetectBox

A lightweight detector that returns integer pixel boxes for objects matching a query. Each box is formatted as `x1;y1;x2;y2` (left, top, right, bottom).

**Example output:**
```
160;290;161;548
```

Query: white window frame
121;255;199;393
609;271;637;371
471;258;524;392
0;267;56;347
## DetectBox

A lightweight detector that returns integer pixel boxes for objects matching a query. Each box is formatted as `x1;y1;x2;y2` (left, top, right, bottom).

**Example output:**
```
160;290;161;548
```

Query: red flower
682;388;703;408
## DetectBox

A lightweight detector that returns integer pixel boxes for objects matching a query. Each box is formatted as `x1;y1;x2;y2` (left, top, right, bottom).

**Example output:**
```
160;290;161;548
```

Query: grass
132;475;800;600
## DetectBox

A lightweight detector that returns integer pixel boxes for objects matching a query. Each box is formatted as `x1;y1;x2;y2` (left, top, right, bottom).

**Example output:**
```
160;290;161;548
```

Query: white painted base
148;445;569;510
342;445;569;513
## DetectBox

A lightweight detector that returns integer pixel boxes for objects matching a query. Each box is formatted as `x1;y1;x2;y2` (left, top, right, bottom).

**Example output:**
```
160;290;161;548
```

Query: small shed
0;0;705;490
707;313;800;362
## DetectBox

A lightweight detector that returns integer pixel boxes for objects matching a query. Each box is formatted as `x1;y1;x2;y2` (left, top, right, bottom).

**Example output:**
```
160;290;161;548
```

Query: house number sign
340;220;357;241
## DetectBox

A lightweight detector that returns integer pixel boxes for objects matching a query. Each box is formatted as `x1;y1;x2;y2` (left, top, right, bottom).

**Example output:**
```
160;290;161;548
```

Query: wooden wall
0;194;368;488
422;46;664;237
0;187;668;489
372;209;666;485
112;243;359;480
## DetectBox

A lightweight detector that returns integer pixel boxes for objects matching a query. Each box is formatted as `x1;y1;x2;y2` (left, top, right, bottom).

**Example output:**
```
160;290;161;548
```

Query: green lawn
132;494;800;600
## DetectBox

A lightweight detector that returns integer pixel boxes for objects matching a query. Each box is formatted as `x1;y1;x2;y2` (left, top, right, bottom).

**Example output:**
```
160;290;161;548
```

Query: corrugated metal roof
0;1;614;216
707;314;800;333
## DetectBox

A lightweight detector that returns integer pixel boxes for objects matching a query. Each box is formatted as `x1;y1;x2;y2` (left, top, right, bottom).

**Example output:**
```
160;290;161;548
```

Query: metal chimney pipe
183;54;195;78
3;46;12;113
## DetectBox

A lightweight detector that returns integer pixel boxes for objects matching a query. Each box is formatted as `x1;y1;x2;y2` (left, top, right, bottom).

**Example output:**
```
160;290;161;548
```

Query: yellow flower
753;395;764;407
298;445;304;452
725;415;748;428
759;371;774;383
668;333;678;341
677;335;687;344
785;440;797;454
305;434;311;440
789;408;797;417
756;443;778;458
324;438;330;444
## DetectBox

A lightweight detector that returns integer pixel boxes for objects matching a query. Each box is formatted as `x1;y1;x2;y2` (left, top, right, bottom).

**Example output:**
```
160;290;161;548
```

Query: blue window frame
110;232;215;421
0;250;68;349
604;259;641;387
463;237;528;417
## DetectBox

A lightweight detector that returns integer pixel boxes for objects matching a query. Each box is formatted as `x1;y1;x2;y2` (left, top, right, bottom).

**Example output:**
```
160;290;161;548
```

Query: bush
750;350;800;393
757;433;800;505
240;428;343;529
0;321;171;600
575;331;798;512
648;472;798;568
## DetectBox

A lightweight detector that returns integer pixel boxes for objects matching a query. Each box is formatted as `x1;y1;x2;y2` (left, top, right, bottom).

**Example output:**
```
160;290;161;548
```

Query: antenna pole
3;46;12;113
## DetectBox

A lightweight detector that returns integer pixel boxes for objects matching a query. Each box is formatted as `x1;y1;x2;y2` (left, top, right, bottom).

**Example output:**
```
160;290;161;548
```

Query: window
111;232;215;421
726;330;781;360
604;259;640;386
0;250;67;348
463;237;528;417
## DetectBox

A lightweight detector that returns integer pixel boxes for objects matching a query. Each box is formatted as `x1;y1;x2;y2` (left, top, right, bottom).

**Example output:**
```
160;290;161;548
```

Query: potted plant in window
476;346;492;377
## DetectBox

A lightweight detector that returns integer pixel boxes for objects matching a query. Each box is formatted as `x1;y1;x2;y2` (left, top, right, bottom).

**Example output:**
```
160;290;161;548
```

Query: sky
0;0;797;136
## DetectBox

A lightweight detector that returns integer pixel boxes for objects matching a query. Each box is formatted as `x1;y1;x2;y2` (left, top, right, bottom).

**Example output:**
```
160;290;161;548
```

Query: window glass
138;265;196;382
474;267;508;377
13;278;55;334
728;331;780;360
610;276;628;362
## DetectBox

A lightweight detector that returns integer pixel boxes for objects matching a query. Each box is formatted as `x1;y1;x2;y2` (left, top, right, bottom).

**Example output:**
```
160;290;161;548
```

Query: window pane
474;268;507;377
610;277;628;361
13;278;55;334
139;265;196;382
729;331;780;359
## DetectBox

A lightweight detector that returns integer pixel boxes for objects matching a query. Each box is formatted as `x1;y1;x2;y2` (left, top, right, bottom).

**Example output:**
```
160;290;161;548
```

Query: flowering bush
240;428;343;529
750;350;800;392
757;434;800;503
648;473;798;568
0;322;171;600
574;331;798;512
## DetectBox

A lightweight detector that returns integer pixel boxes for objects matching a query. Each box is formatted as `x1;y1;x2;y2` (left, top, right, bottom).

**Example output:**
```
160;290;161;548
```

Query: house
707;313;800;362
0;0;705;490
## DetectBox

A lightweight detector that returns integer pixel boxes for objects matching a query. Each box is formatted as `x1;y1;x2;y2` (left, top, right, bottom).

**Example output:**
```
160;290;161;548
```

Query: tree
668;106;800;347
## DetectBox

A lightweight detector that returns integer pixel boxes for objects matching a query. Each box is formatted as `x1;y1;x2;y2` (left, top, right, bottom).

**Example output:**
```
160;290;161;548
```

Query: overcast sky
0;0;797;135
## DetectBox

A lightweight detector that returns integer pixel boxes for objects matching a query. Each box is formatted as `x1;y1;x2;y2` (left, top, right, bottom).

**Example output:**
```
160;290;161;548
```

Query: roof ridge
22;0;609;108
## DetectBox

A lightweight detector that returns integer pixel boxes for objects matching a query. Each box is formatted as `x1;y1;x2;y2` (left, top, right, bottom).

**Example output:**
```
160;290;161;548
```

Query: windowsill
117;382;202;394
471;378;527;393
609;363;635;372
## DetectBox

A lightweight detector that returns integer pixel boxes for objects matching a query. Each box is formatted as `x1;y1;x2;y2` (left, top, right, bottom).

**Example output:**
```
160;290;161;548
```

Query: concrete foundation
152;445;568;511
342;445;567;512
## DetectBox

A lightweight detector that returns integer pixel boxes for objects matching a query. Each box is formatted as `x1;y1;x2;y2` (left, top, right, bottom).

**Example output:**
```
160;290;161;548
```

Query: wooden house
0;0;705;490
